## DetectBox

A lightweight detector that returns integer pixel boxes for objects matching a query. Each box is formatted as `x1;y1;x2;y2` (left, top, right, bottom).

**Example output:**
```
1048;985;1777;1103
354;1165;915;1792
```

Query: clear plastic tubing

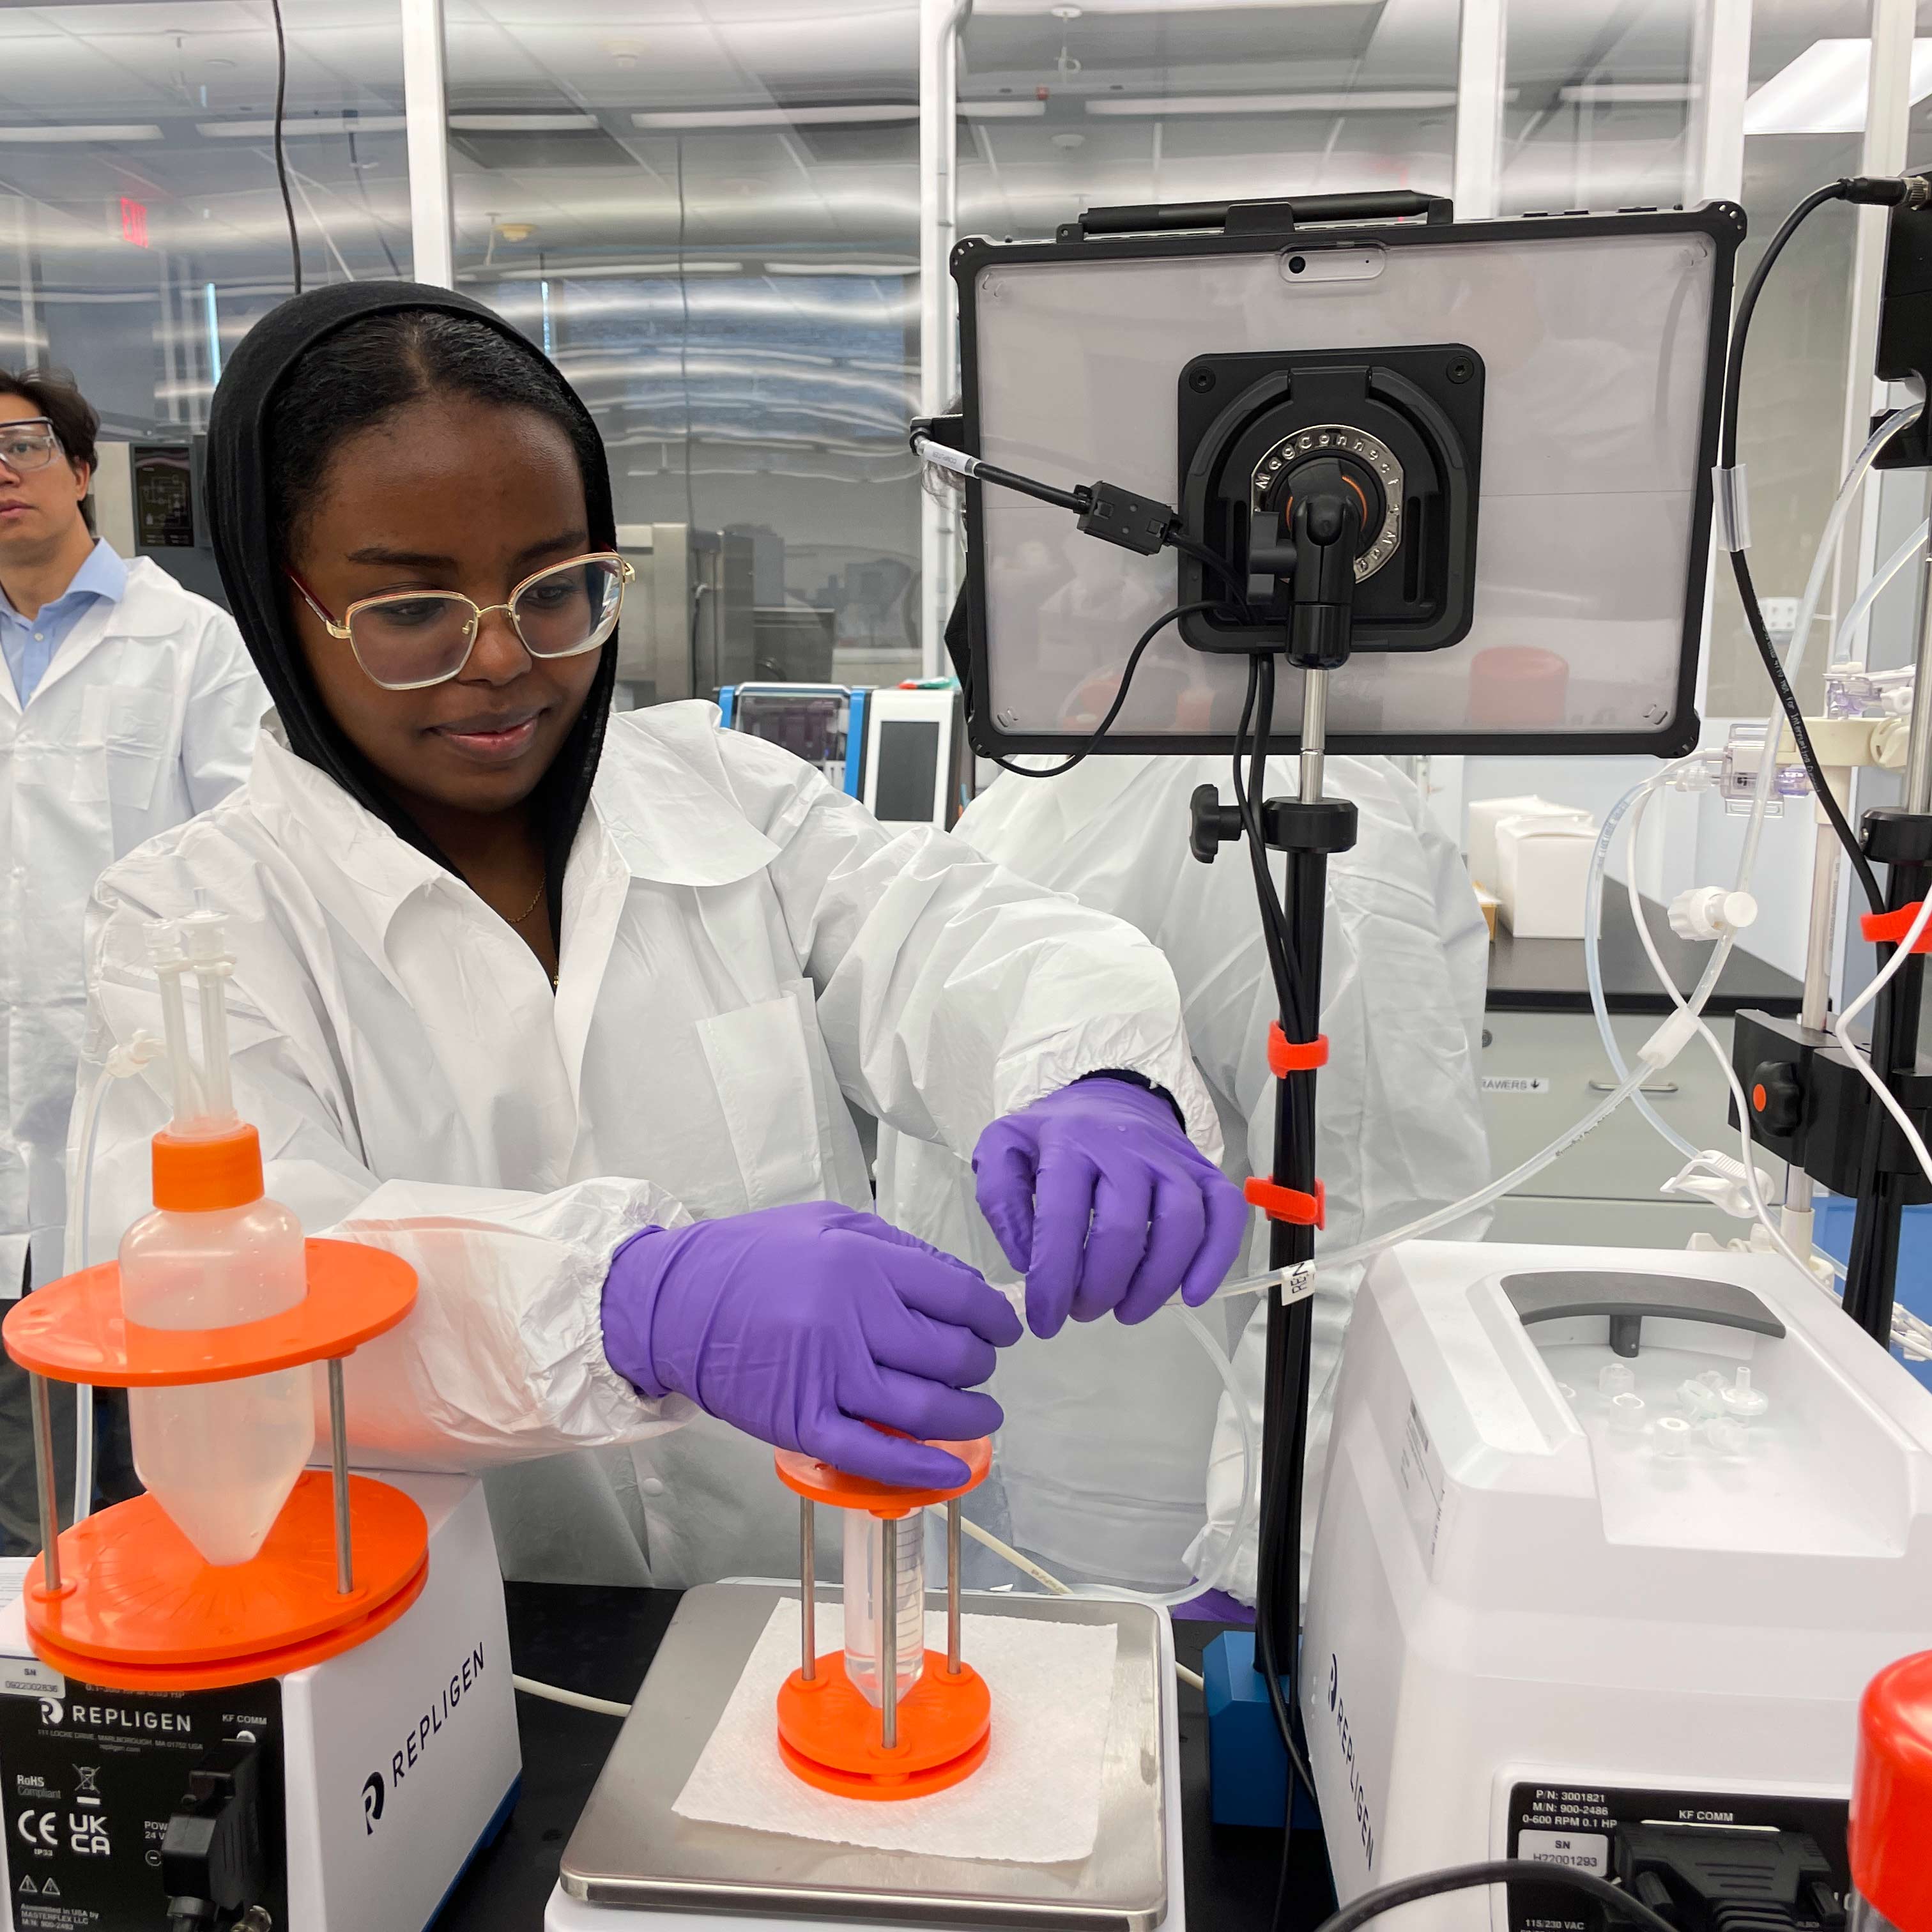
1834;515;1928;666
1584;765;1707;1164
1582;401;1922;1164
844;1509;923;1708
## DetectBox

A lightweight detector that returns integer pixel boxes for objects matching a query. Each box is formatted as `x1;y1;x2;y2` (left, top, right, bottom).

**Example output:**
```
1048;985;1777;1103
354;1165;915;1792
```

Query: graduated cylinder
772;1437;992;1801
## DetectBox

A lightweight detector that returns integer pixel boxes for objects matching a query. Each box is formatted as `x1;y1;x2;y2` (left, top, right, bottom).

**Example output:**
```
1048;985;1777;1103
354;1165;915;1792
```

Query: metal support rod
29;1375;59;1597
327;1359;353;1596
1786;814;1848;1219
799;1499;817;1681
879;1516;900;1751
1800;816;1843;1032
946;1499;962;1675
1298;667;1328;804
1907;552;1932;817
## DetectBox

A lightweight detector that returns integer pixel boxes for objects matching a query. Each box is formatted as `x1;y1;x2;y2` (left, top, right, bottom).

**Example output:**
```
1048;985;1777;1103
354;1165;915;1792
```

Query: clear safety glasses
0;419;62;475
286;553;633;692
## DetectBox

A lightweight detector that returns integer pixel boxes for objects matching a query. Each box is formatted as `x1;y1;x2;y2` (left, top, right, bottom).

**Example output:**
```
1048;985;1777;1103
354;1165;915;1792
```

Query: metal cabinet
1479;1008;1783;1250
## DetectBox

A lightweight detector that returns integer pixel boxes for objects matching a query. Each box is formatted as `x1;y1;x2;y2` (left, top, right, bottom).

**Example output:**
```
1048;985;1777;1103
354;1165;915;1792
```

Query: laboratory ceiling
0;0;1919;281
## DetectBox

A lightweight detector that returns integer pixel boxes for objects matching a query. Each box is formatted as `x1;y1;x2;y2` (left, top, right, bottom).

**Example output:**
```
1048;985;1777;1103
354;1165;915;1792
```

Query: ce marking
15;1809;55;1849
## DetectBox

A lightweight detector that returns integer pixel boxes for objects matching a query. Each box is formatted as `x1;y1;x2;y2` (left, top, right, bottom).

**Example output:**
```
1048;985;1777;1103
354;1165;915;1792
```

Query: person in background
0;368;266;1551
73;284;1246;1589
879;753;1492;1599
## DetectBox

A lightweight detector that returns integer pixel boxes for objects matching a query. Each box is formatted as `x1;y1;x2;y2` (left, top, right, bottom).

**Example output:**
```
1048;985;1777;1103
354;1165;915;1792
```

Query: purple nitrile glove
601;1200;1023;1489
972;1074;1247;1340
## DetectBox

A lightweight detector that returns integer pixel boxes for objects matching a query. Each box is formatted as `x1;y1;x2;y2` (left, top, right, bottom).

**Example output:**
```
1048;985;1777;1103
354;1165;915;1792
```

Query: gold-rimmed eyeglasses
287;553;633;692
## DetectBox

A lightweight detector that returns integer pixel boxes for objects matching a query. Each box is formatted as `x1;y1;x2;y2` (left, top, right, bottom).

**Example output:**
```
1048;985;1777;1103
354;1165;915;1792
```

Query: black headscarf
204;279;619;928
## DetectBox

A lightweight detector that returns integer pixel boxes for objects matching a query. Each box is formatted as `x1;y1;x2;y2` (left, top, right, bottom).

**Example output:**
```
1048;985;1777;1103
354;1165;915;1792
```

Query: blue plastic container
1202;1630;1322;1830
1811;1195;1932;1392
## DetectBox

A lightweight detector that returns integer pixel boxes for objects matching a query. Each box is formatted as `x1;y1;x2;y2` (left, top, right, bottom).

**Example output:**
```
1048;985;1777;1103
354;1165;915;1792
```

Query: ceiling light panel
1086;89;1459;115
633;104;918;128
1744;37;1932;137
0;123;162;142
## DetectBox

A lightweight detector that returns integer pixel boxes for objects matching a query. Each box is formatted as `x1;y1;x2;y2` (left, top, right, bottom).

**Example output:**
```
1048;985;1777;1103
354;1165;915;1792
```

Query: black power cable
987;601;1223;778
1313;1860;1680;1932
268;0;302;296
1719;176;1921;921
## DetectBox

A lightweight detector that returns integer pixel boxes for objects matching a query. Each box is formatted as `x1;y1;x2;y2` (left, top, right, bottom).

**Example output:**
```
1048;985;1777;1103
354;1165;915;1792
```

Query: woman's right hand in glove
600;1200;1023;1489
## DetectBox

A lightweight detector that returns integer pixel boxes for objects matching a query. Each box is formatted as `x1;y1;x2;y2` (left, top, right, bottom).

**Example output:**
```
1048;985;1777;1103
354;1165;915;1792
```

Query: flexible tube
963;1301;1257;1609
1832;515;1929;668
512;1675;631;1718
1583;762;1710;1165
1834;892;1932;1192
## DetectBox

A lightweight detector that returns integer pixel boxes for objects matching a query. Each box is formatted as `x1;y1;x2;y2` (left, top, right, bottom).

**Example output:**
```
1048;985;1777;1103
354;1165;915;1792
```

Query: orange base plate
776;1652;991;1800
26;1471;429;1692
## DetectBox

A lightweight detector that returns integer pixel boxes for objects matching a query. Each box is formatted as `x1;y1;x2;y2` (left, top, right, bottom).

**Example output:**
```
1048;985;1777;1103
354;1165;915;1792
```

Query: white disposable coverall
877;753;1491;1598
3;558;263;1287
75;703;1219;1586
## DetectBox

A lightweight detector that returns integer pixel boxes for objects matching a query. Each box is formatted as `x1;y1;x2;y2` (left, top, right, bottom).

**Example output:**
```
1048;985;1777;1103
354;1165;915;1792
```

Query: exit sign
119;196;149;248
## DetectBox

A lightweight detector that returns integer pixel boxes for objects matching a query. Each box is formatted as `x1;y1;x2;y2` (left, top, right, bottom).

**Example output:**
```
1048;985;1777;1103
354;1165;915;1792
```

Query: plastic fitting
1669;886;1758;942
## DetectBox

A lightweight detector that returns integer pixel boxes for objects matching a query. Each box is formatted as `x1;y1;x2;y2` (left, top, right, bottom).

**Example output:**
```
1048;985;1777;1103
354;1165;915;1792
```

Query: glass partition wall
0;0;1908;726
0;0;410;437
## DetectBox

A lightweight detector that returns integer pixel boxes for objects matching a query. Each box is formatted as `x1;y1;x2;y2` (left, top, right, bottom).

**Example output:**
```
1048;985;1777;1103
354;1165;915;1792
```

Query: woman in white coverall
879;752;1491;1598
72;282;1246;1586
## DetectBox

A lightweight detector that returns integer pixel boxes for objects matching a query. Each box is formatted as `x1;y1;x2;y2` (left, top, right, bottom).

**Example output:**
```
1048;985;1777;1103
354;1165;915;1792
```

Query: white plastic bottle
120;914;314;1568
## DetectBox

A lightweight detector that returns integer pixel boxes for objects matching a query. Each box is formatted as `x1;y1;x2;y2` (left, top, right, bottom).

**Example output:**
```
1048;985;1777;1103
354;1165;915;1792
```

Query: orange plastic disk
3;1240;417;1387
27;1563;428;1694
25;1471;427;1690
777;1652;992;1800
773;1435;992;1517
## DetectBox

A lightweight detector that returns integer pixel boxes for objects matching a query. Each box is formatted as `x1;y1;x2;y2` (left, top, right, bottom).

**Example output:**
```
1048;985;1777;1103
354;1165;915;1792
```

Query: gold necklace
507;876;546;927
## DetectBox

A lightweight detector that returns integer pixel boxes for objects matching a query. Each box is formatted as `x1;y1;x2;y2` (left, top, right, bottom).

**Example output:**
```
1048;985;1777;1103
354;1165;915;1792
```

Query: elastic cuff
602;1224;674;1399
1078;1068;1188;1130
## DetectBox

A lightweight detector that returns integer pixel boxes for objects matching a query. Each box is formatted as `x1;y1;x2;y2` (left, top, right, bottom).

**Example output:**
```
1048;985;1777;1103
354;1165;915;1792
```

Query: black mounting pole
1188;473;1363;1772
1844;808;1932;1345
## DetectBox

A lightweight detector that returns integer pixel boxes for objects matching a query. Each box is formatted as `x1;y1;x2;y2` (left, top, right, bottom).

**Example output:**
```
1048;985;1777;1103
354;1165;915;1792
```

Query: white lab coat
877;755;1491;1597
2;558;263;1288
75;703;1218;1586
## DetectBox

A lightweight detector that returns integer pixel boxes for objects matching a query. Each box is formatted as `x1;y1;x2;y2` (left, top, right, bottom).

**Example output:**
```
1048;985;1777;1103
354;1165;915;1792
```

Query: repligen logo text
363;1643;487;1833
66;1707;191;1734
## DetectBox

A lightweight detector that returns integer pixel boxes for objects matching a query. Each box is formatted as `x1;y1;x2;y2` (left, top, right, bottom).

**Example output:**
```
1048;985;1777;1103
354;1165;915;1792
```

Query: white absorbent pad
672;1600;1119;1864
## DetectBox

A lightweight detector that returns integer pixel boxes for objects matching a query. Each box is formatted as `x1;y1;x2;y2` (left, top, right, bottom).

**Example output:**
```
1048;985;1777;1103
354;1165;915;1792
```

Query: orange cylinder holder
1862;903;1932;954
1853;1652;1932;1932
1266;1025;1329;1077
1;1240;422;1691
773;1435;993;1801
1245;1176;1326;1229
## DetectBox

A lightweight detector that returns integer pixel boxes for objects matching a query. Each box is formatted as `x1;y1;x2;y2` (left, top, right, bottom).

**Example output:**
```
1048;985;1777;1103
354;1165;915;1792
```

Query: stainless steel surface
327;1358;353;1595
946;1499;962;1675
29;1374;58;1595
799;1499;816;1682
1298;665;1328;802
558;1583;1170;1930
610;521;755;702
1907;549;1932;816
879;1516;899;1751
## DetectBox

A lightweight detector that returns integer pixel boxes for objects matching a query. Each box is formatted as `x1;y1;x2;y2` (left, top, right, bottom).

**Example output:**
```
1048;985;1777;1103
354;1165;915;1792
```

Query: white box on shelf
1496;814;1598;939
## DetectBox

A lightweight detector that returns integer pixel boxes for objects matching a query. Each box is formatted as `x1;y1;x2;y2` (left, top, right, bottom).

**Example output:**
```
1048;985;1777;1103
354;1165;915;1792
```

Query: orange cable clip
1244;1176;1326;1229
1267;1024;1330;1077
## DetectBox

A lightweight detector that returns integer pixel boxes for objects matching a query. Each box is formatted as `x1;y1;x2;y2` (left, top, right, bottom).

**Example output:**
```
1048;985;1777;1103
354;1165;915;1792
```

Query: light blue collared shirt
0;538;128;706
